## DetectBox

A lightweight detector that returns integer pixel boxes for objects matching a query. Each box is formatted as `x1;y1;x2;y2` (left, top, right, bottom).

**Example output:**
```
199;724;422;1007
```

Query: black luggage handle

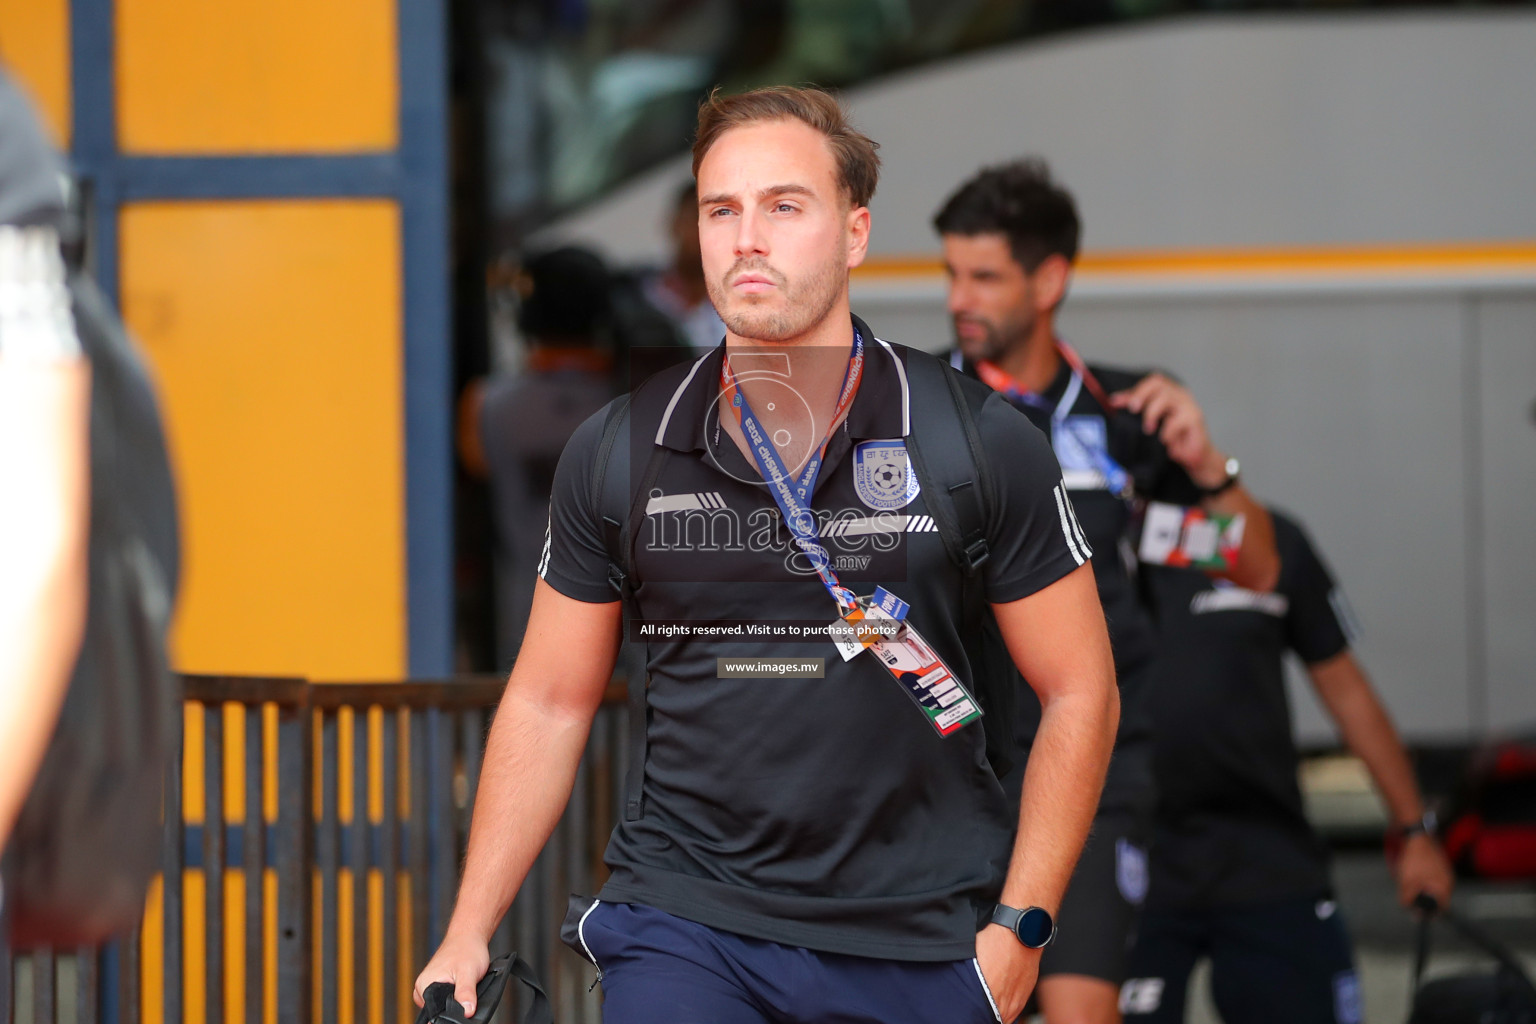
414;953;552;1024
1411;894;1536;1001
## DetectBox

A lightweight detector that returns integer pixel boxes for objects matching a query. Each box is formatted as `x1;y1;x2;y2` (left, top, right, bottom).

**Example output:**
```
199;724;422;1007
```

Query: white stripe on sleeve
1054;483;1086;565
1064;488;1093;559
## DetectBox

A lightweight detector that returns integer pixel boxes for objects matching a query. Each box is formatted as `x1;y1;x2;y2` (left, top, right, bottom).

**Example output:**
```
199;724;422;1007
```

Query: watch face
1016;907;1055;948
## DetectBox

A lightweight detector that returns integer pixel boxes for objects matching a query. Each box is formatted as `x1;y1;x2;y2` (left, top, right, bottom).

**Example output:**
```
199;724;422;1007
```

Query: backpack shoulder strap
589;387;670;821
591;393;633;594
903;352;993;576
591;392;672;593
901;351;1015;777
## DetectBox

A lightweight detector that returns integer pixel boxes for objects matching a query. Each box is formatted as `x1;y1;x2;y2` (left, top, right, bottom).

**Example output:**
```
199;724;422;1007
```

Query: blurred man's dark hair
932;158;1080;272
672;179;696;216
514;246;612;343
666;181;702;274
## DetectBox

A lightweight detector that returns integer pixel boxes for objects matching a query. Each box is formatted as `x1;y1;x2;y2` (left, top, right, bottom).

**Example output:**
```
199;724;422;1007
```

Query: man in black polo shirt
934;160;1280;1024
1120;510;1453;1024
415;88;1119;1023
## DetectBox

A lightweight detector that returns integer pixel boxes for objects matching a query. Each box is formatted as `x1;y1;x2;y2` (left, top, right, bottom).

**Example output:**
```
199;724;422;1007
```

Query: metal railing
5;674;627;1024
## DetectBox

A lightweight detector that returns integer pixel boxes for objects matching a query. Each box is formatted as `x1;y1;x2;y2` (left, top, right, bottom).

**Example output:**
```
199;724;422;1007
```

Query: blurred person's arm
1307;650;1454;908
1111;373;1280;591
0;224;90;845
413;581;621;1014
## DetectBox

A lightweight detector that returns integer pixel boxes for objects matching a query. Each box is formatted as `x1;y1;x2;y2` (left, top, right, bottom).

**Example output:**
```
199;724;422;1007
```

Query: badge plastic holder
1133;500;1245;572
833;596;983;737
414;953;552;1024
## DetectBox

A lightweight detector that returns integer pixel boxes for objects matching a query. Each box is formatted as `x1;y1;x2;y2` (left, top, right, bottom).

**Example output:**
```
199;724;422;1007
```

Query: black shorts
1121;896;1360;1024
1036;807;1150;984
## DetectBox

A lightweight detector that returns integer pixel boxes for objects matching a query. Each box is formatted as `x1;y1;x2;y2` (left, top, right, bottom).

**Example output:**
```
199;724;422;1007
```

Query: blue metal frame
397;0;454;679
113;154;404;200
70;0;117;294
68;0;454;685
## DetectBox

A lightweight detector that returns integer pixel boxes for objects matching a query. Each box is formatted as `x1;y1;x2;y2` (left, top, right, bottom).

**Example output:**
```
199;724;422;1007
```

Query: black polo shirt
955;354;1199;810
540;325;1086;960
1144;511;1355;911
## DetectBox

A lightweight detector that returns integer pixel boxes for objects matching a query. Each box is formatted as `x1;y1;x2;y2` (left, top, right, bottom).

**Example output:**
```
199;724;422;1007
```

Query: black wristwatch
1395;810;1439;841
990;903;1056;949
1197;456;1241;499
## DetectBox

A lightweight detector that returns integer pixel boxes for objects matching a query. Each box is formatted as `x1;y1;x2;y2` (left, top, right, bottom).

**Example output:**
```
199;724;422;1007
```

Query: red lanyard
718;332;866;609
975;337;1113;412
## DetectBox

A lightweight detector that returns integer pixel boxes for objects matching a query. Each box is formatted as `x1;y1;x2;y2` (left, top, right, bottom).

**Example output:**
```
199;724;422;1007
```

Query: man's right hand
413;931;491;1017
1395;833;1455;910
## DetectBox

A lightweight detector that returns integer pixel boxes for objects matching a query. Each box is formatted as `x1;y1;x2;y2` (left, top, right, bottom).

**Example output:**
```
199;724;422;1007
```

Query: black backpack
1409;896;1536;1024
9;272;181;947
588;333;1020;824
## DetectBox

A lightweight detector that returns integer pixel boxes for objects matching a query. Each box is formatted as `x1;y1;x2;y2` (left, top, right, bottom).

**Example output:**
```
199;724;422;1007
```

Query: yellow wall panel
121;199;406;680
117;0;396;153
0;0;70;145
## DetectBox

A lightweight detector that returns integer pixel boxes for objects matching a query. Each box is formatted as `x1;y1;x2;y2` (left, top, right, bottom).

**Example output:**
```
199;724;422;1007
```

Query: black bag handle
414;953;552;1024
1410;894;1536;1003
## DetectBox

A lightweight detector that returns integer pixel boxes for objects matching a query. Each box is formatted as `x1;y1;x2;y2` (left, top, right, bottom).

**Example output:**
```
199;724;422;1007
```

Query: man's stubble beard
954;306;1034;365
708;245;847;344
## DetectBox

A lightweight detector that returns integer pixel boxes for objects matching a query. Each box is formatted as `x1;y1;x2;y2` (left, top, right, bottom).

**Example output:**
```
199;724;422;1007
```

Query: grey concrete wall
1477;298;1536;732
854;10;1536;255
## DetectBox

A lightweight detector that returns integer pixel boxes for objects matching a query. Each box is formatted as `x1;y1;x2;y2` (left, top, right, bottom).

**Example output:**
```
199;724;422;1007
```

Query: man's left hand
975;923;1041;1023
1394;833;1455;909
1109;373;1228;488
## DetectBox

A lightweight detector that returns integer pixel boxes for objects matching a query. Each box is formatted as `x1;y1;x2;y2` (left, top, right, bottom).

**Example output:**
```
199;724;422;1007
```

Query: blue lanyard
965;343;1132;497
723;331;865;610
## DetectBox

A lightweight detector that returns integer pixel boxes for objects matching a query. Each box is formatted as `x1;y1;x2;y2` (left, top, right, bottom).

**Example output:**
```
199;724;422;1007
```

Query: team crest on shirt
852;440;920;511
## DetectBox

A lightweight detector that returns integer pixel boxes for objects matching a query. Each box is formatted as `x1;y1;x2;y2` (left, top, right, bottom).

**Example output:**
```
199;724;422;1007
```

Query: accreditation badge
1137;501;1246;571
1053;415;1130;496
827;587;984;737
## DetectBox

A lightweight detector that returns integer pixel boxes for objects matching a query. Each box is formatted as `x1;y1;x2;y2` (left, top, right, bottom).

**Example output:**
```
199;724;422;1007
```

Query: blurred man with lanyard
417;88;1120;1023
935;159;1280;1024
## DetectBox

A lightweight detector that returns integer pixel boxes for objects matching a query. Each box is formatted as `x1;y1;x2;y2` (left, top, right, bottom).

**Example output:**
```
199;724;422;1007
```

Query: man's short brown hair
691;86;881;209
